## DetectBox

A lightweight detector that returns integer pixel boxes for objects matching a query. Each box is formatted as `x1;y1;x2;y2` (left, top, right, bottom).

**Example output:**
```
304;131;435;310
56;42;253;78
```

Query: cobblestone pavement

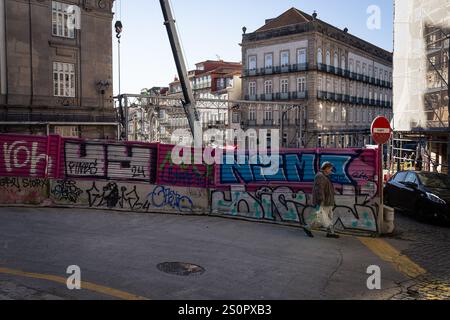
386;212;450;300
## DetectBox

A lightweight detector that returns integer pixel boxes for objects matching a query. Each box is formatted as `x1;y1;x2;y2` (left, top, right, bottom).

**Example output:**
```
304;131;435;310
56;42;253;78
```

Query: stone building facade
0;0;117;139
241;8;393;148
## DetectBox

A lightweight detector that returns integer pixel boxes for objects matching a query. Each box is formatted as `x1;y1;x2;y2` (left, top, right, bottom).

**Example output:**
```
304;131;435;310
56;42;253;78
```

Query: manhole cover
157;262;205;276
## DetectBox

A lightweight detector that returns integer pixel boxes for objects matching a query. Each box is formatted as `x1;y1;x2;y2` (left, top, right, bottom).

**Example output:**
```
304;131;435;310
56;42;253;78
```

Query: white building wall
245;39;309;69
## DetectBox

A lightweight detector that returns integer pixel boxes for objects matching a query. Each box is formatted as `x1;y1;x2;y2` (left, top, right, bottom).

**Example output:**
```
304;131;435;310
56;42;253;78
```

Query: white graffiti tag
2;141;51;176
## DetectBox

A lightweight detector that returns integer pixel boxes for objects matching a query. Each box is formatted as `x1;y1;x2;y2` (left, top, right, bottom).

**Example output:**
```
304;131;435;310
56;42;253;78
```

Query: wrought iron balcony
260;93;273;101
318;63;328;72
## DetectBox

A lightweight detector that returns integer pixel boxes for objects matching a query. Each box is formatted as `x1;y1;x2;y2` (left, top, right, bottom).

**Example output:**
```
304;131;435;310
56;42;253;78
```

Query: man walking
304;162;339;238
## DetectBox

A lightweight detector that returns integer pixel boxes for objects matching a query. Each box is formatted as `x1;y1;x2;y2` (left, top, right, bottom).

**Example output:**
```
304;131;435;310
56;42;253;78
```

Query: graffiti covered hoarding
50;179;208;214
63;139;158;183
0;176;49;205
212;148;380;232
156;144;214;188
0;134;61;178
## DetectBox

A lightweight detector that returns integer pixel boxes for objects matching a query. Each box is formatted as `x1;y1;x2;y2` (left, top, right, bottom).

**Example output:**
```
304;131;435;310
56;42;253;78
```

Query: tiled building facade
0;0;117;139
241;8;393;148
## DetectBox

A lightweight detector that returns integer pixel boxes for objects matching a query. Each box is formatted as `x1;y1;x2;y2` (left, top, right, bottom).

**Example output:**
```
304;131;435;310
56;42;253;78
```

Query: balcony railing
280;65;290;73
247;119;257;126
260;67;274;75
294;91;308;99
317;91;328;99
263;119;274;126
260;93;273;101
318;63;328;72
292;63;308;72
275;92;288;100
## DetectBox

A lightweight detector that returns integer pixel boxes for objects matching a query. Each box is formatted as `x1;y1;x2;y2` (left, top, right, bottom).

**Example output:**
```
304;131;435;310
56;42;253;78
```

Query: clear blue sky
112;0;393;95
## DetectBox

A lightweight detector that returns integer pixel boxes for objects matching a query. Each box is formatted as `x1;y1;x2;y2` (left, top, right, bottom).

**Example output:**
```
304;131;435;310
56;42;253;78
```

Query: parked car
384;171;450;225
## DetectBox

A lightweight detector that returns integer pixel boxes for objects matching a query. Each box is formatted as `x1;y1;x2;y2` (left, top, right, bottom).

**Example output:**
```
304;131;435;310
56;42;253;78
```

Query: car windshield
418;173;450;189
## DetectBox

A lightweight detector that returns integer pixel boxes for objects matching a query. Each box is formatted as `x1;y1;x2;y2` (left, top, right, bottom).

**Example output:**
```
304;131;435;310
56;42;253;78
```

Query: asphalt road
0;207;411;300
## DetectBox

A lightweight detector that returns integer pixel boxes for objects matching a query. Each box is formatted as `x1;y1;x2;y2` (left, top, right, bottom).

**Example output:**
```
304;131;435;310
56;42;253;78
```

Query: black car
384;171;450;224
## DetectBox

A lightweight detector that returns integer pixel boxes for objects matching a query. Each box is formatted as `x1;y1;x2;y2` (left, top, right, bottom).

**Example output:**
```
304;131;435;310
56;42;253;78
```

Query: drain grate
157;262;205;276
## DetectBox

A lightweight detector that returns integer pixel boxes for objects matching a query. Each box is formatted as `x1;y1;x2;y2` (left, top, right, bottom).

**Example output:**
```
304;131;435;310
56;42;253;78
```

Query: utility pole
159;0;199;139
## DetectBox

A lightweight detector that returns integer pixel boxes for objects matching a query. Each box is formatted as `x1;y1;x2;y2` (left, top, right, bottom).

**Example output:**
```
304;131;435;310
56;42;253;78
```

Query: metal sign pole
378;144;384;234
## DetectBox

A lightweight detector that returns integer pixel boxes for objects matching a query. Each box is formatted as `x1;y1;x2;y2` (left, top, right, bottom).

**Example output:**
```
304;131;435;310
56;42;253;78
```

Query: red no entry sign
371;116;392;145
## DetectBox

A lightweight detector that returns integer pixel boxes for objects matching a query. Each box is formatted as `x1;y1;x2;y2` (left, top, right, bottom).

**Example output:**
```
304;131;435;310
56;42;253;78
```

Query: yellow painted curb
0;267;149;300
357;237;427;278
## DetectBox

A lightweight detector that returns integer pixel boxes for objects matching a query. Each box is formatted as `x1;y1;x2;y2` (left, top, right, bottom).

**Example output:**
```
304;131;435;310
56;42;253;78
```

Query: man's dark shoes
326;233;340;239
304;228;314;238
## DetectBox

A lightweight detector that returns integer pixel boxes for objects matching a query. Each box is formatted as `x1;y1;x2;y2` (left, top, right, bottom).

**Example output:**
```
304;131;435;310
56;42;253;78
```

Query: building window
265;53;273;68
326;106;332;122
264;80;273;94
297;77;306;92
248;55;257;70
52;1;77;38
334;52;339;67
326;50;331;65
281;51;290;66
55;126;79;138
318;104;323;121
232;112;240;124
349;59;354;72
341;107;347;121
317;48;323;64
341;55;346;70
53;62;75;97
249;107;256;121
341;81;346;95
265;107;273;121
248;81;256;96
348;108;353;122
297;48;307;64
281;79;289;93
334;106;339;122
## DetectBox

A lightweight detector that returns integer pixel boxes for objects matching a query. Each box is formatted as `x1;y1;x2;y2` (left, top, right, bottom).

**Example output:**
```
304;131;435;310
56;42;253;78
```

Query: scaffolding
392;0;449;175
114;94;304;147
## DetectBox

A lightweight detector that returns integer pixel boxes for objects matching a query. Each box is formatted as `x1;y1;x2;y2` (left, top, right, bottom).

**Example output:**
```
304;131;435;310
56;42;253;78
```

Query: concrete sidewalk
0;207;410;300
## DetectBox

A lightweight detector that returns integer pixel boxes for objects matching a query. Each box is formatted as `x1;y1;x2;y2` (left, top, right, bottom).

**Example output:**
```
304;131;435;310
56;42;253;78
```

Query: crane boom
159;0;199;139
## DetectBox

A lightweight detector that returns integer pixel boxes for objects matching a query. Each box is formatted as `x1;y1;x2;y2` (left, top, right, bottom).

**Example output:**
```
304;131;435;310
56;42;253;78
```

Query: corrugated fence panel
216;148;378;190
63;139;158;183
156;144;215;188
0;134;61;178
